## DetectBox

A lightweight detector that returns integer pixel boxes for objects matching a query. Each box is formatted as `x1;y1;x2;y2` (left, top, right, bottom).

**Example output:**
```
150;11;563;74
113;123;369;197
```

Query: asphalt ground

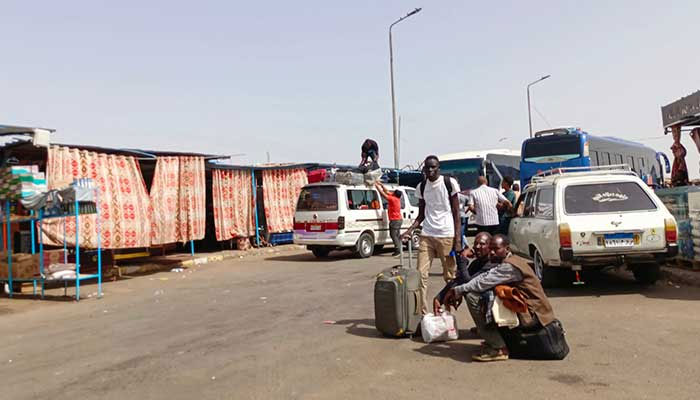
1;248;699;400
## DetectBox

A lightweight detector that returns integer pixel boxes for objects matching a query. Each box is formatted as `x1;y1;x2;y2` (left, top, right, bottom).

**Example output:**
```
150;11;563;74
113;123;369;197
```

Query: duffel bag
500;319;570;360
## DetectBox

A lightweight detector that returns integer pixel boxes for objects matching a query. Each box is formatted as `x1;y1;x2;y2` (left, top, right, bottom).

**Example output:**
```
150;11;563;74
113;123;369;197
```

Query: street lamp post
527;74;551;138
389;7;422;169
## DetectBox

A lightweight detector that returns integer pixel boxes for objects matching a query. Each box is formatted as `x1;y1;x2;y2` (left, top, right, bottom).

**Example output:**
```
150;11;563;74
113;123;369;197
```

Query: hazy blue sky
2;1;699;173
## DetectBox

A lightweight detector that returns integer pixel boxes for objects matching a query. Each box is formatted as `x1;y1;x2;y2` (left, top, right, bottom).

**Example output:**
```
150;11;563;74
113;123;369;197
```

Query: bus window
627;156;635;171
591;151;599;166
602;152;611;165
616;154;623;165
522;135;581;163
638;158;645;171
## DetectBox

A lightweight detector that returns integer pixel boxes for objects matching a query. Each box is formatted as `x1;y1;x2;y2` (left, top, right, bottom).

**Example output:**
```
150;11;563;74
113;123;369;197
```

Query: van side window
347;189;381;210
535;187;554;218
523;191;536;217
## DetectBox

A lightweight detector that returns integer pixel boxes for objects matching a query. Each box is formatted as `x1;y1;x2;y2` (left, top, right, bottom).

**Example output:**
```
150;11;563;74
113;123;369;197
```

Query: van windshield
564;182;657;214
405;188;419;207
296;186;338;211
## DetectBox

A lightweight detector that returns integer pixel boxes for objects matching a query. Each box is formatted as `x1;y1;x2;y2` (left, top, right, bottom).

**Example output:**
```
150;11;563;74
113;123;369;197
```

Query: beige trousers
417;235;457;314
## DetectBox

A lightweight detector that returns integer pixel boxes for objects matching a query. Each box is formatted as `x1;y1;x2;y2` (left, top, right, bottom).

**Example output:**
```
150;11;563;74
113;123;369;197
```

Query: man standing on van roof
401;155;462;314
468;176;512;235
360;139;379;167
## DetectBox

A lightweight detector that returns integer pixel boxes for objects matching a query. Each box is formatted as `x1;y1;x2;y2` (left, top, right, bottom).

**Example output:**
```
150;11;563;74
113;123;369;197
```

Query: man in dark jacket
432;231;492;314
444;234;555;362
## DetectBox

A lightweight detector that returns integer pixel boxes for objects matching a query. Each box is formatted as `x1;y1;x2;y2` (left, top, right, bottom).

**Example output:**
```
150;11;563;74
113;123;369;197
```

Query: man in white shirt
401;155;462;314
467;176;512;235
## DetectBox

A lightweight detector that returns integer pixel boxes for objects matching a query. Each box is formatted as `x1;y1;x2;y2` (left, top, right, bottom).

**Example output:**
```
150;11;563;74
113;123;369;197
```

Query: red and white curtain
178;157;206;242
262;168;307;233
149;156;206;244
149;157;180;245
212;169;255;241
42;145;152;249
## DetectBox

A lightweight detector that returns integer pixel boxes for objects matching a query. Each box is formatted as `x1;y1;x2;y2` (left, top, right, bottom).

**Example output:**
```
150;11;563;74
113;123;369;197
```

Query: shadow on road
334;318;403;340
413;341;480;363
545;270;700;301
265;251;355;263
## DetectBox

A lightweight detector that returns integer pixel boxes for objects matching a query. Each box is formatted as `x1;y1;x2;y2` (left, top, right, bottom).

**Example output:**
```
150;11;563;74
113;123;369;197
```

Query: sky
2;1;700;174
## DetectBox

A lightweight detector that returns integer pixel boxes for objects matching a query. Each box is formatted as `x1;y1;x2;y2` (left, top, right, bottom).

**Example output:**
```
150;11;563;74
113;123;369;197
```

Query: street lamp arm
390;8;422;32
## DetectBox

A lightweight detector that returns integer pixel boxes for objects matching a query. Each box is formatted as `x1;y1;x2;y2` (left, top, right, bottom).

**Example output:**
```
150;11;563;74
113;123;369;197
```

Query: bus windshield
523;135;582;163
440;158;482;190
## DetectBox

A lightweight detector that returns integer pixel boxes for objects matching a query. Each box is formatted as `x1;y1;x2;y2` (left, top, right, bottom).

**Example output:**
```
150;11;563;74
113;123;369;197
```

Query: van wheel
631;263;660;285
356;233;374;258
311;247;331;258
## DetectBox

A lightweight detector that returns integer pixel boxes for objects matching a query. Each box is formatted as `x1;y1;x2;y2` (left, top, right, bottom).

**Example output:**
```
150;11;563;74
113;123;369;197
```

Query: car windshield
523;135;581;163
296;186;338;211
405;188;419;207
564;182;657;214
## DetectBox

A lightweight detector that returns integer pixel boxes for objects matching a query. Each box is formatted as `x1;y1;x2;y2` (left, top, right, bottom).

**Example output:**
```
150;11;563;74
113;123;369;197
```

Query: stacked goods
690;211;700;261
0;252;39;279
0;249;67;279
0;166;47;200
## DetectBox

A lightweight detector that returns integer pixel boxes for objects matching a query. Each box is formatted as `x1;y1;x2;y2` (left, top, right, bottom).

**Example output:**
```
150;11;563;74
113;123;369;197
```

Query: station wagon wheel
356;232;374;258
533;250;545;281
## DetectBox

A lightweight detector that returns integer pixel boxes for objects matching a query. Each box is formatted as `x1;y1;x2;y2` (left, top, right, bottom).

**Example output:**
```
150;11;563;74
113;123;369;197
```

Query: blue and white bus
520;127;663;186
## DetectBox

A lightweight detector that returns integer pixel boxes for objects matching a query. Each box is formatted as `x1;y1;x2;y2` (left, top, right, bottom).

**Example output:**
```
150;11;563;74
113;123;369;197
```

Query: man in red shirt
376;182;403;256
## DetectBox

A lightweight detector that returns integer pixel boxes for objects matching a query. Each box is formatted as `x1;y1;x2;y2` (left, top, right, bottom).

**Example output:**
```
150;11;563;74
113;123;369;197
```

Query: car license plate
309;224;322;232
604;233;634;247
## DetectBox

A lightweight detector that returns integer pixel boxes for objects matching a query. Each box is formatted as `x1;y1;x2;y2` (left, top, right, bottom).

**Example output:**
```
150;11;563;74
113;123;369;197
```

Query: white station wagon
508;166;678;286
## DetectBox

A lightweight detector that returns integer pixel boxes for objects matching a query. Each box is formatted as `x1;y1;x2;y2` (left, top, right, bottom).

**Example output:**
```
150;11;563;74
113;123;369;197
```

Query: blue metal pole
39;209;45;299
30;210;35;254
252;168;260;247
96;189;102;298
63;216;67;263
6;200;12;298
190;240;194;256
75;199;80;301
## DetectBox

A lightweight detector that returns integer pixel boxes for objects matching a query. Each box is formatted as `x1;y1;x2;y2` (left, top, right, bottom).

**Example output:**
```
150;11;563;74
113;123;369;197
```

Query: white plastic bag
421;312;459;343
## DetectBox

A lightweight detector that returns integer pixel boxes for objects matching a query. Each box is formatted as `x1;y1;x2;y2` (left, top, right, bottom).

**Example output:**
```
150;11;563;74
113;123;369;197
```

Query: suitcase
499;319;570;360
374;241;421;337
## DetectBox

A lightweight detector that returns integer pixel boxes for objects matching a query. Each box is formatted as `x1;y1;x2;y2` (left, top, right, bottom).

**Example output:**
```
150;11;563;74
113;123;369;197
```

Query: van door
346;188;386;245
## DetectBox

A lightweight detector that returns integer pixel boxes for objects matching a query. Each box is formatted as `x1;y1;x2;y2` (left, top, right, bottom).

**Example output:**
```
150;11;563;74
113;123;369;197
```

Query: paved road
1;248;700;400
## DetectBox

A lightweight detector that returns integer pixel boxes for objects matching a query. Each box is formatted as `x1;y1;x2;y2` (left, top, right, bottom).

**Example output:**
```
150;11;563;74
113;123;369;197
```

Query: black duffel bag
500;319;570;360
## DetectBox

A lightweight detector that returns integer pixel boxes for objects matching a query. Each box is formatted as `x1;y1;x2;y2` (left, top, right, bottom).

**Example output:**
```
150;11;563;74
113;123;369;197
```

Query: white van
293;182;420;258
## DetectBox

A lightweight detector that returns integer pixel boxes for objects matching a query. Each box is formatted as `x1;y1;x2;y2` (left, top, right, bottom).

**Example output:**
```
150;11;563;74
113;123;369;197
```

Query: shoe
472;347;509;362
391;252;401;257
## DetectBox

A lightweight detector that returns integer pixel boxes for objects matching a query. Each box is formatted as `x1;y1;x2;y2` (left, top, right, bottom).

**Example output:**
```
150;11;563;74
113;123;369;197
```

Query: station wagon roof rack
530;164;636;184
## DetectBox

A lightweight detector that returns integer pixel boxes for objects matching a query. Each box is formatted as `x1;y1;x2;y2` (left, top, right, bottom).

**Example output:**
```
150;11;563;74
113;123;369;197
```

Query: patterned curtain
148;156;206;244
42;146;152;249
262;168;308;233
212;169;255;241
178;157;206;242
149;157;180;245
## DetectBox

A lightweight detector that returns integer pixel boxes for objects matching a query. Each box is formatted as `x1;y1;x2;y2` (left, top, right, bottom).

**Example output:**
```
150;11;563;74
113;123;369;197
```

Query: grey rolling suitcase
374;242;421;337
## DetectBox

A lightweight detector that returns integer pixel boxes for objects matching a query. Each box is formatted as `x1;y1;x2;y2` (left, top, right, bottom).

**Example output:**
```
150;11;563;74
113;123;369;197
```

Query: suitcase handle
399;234;414;269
